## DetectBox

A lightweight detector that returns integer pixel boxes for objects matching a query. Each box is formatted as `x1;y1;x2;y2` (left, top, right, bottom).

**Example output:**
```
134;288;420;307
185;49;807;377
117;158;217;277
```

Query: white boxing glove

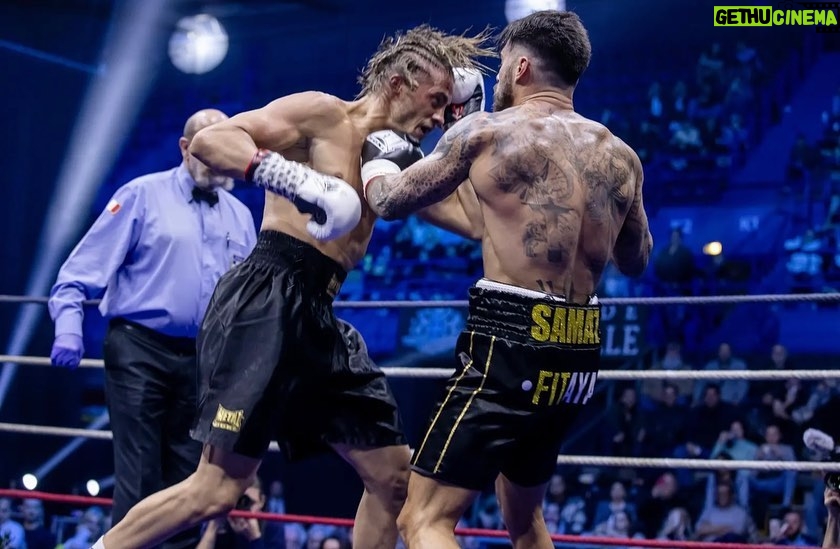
247;149;362;241
444;67;486;131
804;427;837;455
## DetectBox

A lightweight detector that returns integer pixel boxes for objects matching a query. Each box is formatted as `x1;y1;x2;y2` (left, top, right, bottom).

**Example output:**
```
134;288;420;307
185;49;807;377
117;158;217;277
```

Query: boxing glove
246;149;362;241
804;428;838;456
444;67;486;132
360;130;424;200
803;428;840;490
51;333;84;370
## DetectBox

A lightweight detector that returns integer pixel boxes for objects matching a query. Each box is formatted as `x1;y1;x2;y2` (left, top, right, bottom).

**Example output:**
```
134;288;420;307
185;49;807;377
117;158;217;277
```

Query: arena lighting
0;0;168;412
31;411;110;484
504;0;567;23
97;474;115;492
703;241;724;256
21;474;38;491
86;479;100;497
168;14;229;75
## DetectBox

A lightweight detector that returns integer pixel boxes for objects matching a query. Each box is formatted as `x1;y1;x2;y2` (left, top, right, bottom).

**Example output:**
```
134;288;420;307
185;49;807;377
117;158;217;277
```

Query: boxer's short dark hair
498;10;591;87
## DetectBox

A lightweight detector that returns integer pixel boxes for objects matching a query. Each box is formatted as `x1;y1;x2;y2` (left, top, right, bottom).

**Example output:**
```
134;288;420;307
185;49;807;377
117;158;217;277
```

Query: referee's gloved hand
51;334;84;370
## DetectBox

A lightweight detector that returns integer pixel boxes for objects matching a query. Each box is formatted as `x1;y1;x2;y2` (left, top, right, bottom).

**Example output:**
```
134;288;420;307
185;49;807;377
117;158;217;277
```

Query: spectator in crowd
735;424;798;510
285;523;308;549
636;472;689;539
710;420;757;461
604;386;646;458
642;343;695;405
20;499;55;549
0;498;25;549
654;229;697;294
694;482;757;544
673;384;739;487
693;343;749;408
657;507;694;542
769;508;818;546
643;383;689;461
593;481;637;528
63;506;107;549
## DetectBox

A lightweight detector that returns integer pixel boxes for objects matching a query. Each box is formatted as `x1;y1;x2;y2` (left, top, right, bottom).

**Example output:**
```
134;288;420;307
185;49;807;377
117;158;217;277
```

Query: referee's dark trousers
103;318;201;549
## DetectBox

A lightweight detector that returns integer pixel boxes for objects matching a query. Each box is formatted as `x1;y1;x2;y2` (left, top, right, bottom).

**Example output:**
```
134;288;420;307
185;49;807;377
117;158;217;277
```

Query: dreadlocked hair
357;24;496;98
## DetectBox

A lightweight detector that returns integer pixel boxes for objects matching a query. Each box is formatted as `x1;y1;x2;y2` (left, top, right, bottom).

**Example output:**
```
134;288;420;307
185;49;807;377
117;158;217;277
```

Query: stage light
0;0;167;413
22;474;37;490
504;0;566;23
703;241;723;256
86;479;100;496
168;14;228;75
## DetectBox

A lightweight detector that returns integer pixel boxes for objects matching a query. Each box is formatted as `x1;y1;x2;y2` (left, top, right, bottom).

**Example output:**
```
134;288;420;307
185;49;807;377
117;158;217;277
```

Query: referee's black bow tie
192;187;219;206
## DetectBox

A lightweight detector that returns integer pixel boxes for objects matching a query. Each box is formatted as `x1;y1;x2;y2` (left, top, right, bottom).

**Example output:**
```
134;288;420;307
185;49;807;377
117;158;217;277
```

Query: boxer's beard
493;70;514;112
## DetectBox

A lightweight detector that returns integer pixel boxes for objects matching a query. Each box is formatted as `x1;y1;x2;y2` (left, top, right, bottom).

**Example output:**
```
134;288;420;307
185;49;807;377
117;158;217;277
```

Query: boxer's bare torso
259;107;375;272
190;92;381;271
368;96;652;304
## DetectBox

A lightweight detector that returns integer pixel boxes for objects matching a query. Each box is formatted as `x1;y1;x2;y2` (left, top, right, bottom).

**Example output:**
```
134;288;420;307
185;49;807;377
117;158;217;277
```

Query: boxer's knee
365;458;410;515
176;474;237;521
175;466;254;522
337;443;410;515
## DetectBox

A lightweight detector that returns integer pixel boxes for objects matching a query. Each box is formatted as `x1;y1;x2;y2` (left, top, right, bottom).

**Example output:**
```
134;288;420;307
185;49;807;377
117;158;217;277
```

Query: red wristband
244;149;270;182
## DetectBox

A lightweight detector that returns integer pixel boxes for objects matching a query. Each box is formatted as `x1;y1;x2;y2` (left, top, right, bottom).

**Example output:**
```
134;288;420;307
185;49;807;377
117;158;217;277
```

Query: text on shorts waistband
469;279;601;347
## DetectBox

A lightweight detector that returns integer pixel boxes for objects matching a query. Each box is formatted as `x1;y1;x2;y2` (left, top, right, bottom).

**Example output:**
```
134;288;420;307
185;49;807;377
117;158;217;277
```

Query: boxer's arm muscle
366;113;491;220
417;180;483;240
189;92;343;179
612;150;652;277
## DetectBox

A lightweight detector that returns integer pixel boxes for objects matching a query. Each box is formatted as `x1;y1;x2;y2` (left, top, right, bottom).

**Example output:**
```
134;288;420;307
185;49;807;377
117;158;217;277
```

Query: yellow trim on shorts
433;334;496;473
413;331;475;465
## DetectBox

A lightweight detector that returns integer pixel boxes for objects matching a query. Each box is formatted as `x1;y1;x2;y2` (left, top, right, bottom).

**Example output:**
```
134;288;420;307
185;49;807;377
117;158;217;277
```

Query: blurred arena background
2;0;840;546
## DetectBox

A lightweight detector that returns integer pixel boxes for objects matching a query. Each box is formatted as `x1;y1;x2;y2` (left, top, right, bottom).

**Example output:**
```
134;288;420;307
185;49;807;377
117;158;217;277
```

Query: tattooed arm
365;113;490;220
417;180;484;240
612;148;653;277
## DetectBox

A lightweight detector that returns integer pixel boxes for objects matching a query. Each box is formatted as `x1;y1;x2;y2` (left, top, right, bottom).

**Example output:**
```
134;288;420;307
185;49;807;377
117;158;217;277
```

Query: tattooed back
469;102;644;303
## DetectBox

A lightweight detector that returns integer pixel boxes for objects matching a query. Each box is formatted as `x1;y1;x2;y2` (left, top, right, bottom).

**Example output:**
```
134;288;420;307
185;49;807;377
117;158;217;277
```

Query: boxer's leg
326;319;411;548
397;472;477;549
332;443;410;549
495;474;553;549
100;444;259;548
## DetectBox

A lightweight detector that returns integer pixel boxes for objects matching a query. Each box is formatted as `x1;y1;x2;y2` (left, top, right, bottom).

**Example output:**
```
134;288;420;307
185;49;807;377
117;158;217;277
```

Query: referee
48;109;257;548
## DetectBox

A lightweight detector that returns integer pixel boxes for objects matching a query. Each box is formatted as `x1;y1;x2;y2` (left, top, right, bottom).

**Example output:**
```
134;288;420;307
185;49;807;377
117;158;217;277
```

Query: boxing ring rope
0;489;820;549
4;354;840;381
1;291;840;307
0;292;837;549
3;417;840;471
2;289;840;469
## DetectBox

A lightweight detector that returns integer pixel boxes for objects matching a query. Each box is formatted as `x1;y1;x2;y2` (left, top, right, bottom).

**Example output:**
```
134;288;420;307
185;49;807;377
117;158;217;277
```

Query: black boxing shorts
191;230;405;460
411;278;601;490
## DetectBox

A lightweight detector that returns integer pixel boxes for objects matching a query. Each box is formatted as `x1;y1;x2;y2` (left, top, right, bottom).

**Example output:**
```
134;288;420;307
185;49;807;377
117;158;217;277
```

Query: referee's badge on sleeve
106;199;121;215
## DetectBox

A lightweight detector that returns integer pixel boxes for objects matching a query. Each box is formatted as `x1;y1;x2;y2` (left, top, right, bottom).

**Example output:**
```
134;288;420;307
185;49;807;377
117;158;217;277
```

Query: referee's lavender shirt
49;163;257;339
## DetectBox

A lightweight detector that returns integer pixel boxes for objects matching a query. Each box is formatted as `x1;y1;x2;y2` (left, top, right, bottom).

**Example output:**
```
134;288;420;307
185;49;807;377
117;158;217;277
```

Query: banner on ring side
600;304;647;358
396;304;646;359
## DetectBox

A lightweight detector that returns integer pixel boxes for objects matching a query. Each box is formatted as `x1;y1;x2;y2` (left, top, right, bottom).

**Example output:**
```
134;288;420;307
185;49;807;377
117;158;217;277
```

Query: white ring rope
1;421;839;472
1;292;839;307
2;354;839;380
4;293;840;475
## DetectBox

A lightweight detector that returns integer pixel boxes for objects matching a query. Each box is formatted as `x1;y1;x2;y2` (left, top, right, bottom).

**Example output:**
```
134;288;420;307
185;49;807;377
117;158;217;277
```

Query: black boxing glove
360;130;424;201
443;67;486;132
